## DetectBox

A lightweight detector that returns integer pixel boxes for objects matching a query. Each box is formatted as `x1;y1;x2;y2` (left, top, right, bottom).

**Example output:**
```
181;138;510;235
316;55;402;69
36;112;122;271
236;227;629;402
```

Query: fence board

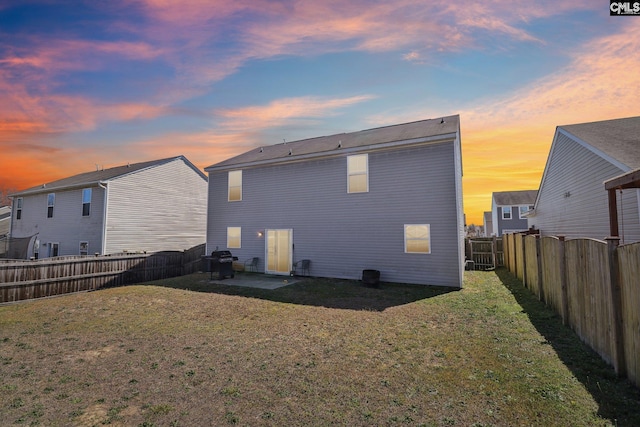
0;244;205;304
524;235;540;298
618;242;640;385
540;237;564;315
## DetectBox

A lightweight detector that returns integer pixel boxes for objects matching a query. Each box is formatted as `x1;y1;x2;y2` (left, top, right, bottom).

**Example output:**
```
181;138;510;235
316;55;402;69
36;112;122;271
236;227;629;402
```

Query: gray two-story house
205;116;465;288
10;156;207;259
490;190;537;236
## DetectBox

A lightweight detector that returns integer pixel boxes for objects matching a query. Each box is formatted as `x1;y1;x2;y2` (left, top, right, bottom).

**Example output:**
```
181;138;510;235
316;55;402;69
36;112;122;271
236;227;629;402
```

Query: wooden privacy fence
0;244;205;304
503;233;640;388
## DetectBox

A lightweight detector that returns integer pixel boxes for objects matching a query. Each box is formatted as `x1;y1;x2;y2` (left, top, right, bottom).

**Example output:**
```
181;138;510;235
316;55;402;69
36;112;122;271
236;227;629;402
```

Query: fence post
491;235;497;269
606;237;626;377
536;235;544;302
558;236;569;326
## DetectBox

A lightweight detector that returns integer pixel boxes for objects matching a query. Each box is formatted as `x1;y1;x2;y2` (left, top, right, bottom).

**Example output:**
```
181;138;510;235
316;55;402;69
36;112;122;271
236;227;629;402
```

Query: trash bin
362;269;380;287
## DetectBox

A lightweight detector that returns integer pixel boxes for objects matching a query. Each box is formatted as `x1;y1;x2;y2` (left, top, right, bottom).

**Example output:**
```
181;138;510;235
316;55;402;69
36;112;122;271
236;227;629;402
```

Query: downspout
98;182;108;255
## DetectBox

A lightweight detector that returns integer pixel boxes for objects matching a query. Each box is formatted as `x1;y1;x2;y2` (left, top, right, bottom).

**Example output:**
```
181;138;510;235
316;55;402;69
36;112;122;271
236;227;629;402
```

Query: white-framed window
47;193;55;218
347;154;368;193
82;188;92;216
16;197;22;220
79;241;89;256
502;206;512;220
227;227;241;248
404;224;431;254
228;170;242;201
518;205;532;219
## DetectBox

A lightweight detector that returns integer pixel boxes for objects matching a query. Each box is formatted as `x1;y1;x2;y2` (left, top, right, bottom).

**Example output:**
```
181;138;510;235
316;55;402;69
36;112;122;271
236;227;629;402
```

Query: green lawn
1;270;638;426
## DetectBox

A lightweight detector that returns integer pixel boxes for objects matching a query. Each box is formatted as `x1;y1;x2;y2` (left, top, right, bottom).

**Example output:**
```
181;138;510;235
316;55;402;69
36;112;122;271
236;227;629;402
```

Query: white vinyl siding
104;158;207;254
228;170;242;201
227;227;241;248
530;130;640;241
404;224;431;254
347;154;368;193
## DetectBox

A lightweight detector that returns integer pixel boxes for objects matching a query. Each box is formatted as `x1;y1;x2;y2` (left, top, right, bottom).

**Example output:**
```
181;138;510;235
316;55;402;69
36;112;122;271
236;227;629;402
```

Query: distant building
205;116;465;287
9;156;207;259
528;116;640;242
483;211;493;237
491;190;537;236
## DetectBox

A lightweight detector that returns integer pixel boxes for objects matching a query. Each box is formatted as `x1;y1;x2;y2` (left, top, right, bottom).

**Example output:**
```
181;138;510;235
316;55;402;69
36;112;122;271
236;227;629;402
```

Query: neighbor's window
228;170;242;201
16;197;22;220
82;188;92;216
502;206;512;220
47;193;55;218
347;154;368;193
404;224;431;254
227;227;241;248
518;206;530;219
79;241;89;256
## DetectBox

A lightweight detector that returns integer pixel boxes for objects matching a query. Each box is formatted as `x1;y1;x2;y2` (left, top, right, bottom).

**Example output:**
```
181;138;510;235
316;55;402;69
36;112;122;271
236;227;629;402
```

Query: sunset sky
1;1;639;224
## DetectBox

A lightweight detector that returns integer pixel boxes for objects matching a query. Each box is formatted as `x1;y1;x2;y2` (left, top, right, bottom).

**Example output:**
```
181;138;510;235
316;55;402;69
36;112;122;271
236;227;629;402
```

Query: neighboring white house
528;116;640;242
483;211;493;237
490;190;537;236
9;156;208;259
205;116;465;288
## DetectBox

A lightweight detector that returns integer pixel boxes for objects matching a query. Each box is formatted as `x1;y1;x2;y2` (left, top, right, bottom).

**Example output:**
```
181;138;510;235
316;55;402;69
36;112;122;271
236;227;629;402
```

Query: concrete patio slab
208;274;301;290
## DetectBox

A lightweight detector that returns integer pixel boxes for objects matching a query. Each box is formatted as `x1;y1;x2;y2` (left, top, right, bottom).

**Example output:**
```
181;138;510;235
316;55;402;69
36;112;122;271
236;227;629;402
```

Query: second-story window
82;188;92;216
47;193;55;218
16;197;22;220
502;206;512;220
228;170;242;201
347;154;368;193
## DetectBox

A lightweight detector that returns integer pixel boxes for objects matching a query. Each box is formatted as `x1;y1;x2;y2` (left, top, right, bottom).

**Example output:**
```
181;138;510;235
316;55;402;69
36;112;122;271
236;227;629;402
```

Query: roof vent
440;118;445;124
42;183;46;188
259;147;263;153
338;141;342;148
288;148;292;156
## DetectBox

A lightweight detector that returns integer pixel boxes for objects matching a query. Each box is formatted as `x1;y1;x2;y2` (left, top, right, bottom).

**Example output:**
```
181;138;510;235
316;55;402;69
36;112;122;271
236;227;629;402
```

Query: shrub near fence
0;244;205;304
504;233;640;389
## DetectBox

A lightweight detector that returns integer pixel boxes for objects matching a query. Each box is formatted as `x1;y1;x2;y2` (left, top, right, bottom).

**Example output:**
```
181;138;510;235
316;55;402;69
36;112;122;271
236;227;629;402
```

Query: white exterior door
265;229;292;275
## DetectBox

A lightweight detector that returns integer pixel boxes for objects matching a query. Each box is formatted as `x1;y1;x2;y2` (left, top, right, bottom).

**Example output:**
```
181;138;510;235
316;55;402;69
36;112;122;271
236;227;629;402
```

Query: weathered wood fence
503;233;640;388
0;244;205;304
465;237;504;270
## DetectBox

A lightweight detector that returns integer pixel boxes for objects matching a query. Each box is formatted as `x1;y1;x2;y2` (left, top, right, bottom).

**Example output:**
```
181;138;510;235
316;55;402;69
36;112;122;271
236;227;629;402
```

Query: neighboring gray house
9;156;207;259
490;190;537;236
528;116;640;242
0;206;10;238
205;116;465;288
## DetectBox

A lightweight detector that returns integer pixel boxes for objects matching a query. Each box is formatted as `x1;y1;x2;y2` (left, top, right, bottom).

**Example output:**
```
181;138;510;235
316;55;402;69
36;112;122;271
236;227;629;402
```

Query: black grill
208;250;237;280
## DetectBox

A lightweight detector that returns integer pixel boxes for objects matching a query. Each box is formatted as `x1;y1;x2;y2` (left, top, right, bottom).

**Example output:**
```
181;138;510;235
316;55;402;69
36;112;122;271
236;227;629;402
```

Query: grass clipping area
1;270;639;426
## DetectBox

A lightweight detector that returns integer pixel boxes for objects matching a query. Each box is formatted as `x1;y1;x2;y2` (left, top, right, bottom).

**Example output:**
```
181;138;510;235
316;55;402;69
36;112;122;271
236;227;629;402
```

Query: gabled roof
493;190;538;206
206;115;460;171
559;116;640;169
12;155;206;197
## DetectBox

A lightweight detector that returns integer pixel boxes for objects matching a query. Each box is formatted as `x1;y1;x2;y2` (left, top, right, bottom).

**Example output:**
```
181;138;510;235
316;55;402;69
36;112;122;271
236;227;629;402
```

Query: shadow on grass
144;272;457;311
495;268;640;426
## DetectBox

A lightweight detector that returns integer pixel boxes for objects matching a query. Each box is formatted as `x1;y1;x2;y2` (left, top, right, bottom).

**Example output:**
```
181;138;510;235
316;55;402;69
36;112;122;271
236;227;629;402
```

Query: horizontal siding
530;132;640;242
10;187;105;258
105;159;207;254
207;142;463;287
